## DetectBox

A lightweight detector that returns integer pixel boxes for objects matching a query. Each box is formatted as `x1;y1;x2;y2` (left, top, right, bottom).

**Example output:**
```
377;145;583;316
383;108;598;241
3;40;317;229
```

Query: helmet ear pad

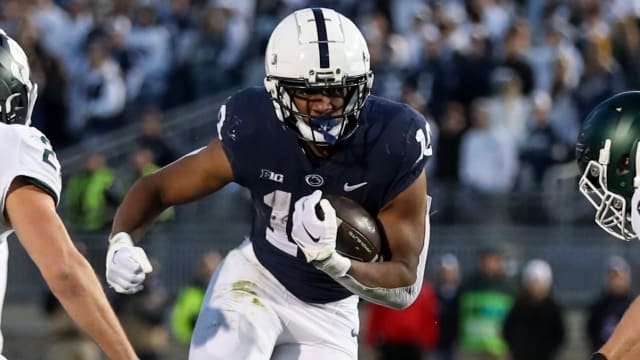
0;74;29;125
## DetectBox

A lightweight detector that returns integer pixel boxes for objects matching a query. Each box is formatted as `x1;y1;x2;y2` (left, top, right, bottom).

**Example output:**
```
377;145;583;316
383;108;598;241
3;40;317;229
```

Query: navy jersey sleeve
381;105;432;205
216;89;266;187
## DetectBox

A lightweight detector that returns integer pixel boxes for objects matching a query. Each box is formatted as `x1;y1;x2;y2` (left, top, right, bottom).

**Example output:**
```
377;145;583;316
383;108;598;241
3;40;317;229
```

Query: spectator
459;247;515;360
63;152;117;232
586;255;635;352
15;18;71;148
184;4;248;98
434;253;461;360
452;25;494;109
116;147;175;223
365;283;439;360
517;91;571;190
159;0;200;108
125;3;172;107
487;68;530;147
411;21;458;120
459;98;518;194
171;250;222;345
574;38;625;122
499;20;534;96
434;101;466;185
68;29;126;139
28;0;73;66
503;259;565;360
139;107;180;167
548;53;581;147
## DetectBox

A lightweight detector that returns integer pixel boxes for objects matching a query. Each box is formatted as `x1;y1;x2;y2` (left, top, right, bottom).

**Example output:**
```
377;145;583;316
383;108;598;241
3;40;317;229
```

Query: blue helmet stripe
312;8;330;69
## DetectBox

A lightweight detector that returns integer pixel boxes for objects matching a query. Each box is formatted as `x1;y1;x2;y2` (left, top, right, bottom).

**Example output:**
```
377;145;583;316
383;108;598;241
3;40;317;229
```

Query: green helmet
576;91;640;240
0;29;37;125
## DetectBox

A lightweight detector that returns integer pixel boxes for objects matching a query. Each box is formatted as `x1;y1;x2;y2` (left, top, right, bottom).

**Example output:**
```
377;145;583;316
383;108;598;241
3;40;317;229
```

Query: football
323;195;383;262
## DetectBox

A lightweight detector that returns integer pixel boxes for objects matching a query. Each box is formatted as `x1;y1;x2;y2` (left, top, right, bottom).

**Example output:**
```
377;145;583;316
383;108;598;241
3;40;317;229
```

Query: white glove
291;190;338;262
106;232;153;294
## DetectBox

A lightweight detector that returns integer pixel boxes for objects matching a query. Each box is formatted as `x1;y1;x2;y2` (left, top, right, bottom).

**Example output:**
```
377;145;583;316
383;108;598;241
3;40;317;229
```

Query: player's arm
293;171;428;310
293;111;431;309
106;139;233;294
5;178;138;359
311;172;428;310
346;171;427;287
112;138;234;240
596;296;640;360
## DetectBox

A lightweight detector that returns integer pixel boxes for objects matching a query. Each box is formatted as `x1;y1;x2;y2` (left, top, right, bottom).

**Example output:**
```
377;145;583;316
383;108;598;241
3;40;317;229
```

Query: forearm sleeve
329;232;428;309
318;197;431;309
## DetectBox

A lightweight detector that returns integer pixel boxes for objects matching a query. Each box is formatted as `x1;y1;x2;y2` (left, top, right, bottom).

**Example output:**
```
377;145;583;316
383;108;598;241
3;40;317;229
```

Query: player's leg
189;241;282;360
272;295;359;360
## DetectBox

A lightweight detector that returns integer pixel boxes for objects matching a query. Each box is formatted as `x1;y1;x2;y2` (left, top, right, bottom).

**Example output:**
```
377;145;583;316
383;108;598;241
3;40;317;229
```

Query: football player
0;30;138;359
577;91;640;360
106;8;431;360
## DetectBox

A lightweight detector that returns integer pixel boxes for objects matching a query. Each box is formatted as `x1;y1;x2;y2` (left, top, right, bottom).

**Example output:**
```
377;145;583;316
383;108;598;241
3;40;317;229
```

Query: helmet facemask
0;79;36;126
579;139;637;240
265;71;372;146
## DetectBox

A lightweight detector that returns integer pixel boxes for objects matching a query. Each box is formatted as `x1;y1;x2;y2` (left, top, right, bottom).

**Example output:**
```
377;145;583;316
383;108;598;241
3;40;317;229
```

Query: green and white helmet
0;29;37;126
577;91;640;240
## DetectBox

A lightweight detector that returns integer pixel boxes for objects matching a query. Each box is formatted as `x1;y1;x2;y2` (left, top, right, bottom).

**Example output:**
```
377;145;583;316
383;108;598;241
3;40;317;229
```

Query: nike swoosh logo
302;223;320;242
344;182;368;192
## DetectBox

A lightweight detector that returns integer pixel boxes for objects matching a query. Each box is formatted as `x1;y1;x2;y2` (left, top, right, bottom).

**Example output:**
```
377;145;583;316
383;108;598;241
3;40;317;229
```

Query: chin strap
308;115;339;144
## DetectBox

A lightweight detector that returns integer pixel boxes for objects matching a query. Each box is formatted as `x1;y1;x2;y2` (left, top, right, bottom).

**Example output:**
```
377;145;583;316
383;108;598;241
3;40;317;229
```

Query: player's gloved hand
590;353;607;360
106;232;153;294
292;190;338;262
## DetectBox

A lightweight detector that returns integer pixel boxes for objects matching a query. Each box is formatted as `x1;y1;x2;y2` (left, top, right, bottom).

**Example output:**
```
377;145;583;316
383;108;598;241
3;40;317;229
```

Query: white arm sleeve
316;196;431;310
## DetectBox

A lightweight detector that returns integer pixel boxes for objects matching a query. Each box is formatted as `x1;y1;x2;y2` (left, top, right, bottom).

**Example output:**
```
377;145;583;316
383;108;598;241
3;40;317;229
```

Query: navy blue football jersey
217;87;431;303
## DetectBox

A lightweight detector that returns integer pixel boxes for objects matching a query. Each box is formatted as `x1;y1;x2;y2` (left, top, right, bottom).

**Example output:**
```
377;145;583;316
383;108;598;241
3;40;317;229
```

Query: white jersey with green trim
0;122;62;356
0;122;61;237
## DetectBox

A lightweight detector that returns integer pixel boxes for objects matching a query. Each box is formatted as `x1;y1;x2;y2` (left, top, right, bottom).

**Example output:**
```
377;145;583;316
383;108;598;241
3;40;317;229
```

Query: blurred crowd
363;250;635;360
6;0;640;357
5;0;640;196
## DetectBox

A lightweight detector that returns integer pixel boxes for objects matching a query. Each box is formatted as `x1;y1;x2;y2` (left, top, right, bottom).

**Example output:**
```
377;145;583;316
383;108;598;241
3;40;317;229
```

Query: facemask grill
265;72;372;145
579;160;636;240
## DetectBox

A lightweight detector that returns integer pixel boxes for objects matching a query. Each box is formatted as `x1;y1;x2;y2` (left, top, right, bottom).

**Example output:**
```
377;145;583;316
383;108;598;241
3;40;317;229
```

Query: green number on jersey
40;136;60;172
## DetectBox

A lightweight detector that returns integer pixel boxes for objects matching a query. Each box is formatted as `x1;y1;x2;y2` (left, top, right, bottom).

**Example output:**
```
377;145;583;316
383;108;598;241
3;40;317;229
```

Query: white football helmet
264;8;374;145
0;29;37;126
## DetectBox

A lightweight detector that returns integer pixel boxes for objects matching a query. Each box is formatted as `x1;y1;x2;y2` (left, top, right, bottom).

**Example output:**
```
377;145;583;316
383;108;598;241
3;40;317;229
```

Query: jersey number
414;127;431;164
40;136;60;172
263;190;298;256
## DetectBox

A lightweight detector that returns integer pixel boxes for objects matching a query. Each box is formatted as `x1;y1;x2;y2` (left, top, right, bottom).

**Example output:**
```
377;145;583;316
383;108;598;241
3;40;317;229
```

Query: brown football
323;195;382;262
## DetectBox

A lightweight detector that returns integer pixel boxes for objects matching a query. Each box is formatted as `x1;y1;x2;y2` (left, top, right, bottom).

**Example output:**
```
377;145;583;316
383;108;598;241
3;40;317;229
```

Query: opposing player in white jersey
0;29;138;359
106;7;431;360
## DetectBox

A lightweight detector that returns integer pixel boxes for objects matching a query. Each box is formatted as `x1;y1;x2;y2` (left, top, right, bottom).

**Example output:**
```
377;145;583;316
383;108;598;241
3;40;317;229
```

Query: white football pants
189;240;359;360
